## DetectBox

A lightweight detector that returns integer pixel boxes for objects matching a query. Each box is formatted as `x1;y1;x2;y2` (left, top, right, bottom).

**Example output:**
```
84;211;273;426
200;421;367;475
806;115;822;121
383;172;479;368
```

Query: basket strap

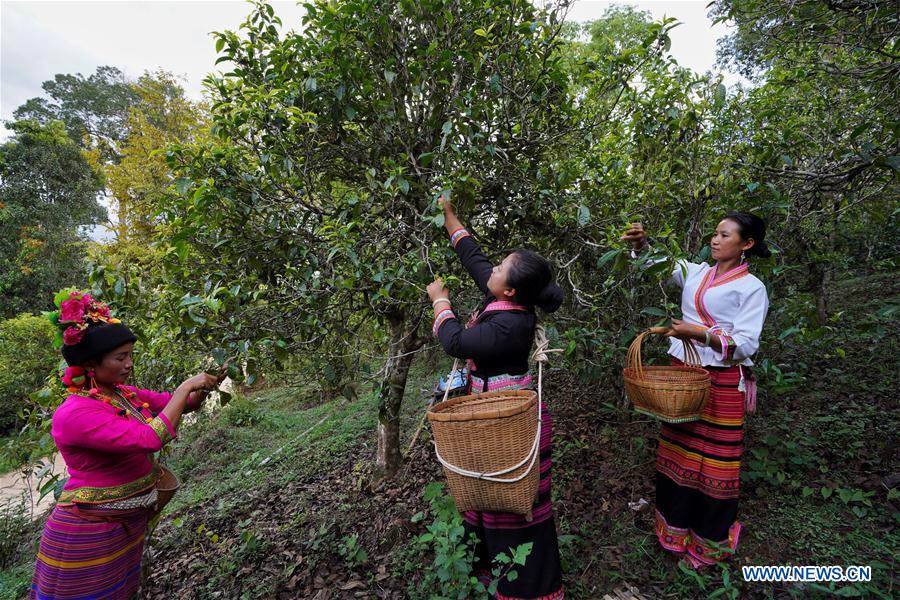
432;326;562;483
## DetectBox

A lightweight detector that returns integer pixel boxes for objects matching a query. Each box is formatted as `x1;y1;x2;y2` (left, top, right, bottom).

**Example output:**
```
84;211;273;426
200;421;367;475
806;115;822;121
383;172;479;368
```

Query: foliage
0;120;105;318
0;500;30;570
0;314;58;434
161;0;581;476
410;482;532;599
98;70;208;243
14;65;141;164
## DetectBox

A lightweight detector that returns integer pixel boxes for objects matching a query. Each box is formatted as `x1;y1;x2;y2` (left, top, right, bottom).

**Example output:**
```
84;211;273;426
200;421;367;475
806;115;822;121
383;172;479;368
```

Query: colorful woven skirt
31;504;150;599
462;400;564;599
654;363;744;567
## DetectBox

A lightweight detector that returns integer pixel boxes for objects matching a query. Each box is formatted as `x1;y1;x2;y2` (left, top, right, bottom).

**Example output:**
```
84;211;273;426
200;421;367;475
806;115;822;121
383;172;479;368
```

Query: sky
0;0;743;141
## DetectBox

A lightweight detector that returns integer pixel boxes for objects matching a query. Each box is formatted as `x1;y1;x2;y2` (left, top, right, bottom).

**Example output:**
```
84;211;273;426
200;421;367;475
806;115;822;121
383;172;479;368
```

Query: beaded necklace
86;383;153;423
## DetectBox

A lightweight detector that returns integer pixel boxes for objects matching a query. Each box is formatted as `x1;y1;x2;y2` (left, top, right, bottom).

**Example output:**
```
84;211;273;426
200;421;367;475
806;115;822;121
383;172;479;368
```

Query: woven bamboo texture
427;390;540;516
623;327;711;423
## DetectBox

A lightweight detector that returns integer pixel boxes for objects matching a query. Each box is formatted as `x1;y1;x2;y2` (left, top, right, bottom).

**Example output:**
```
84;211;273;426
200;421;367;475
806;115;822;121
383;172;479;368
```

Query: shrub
0;314;57;434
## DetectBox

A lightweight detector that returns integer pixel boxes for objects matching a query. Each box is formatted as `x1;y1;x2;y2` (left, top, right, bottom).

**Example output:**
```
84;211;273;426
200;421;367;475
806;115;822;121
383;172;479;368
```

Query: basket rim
623;365;710;382
427;389;537;422
157;464;180;492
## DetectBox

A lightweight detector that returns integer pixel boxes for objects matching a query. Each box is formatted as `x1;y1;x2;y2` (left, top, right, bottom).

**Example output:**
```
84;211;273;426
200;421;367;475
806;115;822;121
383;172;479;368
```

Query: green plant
222;396;265;427
411;482;532;599
0;314;57;434
0;500;30;569
338;532;368;567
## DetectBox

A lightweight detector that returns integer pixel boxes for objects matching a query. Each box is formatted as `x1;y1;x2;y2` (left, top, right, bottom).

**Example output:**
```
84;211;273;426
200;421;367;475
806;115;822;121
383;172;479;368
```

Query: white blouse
667;260;769;367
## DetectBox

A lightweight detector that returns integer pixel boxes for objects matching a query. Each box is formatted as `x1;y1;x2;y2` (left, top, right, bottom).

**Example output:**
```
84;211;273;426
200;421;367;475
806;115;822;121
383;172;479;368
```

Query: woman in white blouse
622;212;770;568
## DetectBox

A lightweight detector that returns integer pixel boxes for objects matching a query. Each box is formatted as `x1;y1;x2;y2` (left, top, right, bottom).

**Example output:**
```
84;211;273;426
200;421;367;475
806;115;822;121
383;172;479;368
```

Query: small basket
154;465;180;514
427;390;540;517
623;327;711;423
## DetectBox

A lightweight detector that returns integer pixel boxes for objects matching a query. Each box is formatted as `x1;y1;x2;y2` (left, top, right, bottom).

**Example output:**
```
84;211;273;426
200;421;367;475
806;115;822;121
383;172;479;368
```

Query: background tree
0;120;105;318
14;66;140;165
711;0;899;324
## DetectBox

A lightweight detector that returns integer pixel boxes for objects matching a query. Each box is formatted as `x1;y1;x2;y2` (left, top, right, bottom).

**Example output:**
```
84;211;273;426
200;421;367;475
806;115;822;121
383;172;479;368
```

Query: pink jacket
52;386;177;504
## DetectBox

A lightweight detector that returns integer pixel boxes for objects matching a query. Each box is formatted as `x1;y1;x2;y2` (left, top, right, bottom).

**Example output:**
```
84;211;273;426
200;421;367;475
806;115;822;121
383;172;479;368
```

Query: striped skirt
31;504;149;599
654;363;744;567
463;373;564;599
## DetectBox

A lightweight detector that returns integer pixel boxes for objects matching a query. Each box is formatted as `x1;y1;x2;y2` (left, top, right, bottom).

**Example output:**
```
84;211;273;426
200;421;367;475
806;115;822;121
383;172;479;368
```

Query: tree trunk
810;262;830;325
375;311;422;479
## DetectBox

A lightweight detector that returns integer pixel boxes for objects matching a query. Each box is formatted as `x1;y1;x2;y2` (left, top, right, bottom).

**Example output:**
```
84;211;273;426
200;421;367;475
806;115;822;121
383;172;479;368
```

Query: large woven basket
623;327;711;423
427;389;540;517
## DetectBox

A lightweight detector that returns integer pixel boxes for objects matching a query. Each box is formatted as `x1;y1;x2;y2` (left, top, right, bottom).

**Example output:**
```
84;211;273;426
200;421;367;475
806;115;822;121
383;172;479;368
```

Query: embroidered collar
709;262;750;288
483;300;528;312
694;263;751;328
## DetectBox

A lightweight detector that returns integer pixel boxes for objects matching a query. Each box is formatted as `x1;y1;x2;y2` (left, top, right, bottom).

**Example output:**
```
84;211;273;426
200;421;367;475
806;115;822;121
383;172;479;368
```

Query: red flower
63;325;86;346
60;299;85;324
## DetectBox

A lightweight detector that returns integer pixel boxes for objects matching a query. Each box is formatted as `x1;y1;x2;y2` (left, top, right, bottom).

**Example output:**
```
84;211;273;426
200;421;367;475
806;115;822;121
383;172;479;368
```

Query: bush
0;500;31;569
0;314;57;434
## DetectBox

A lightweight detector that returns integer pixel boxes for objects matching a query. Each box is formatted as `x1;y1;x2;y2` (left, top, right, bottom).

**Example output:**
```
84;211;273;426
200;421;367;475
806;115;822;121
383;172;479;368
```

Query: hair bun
536;282;564;313
751;240;772;259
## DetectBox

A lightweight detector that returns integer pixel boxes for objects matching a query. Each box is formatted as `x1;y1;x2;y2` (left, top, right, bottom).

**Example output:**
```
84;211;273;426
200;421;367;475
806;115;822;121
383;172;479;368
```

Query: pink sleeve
125;386;172;413
53;398;176;454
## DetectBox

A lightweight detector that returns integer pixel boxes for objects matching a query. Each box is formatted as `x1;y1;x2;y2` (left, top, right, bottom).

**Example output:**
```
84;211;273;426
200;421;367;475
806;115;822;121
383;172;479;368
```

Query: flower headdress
45;288;121;349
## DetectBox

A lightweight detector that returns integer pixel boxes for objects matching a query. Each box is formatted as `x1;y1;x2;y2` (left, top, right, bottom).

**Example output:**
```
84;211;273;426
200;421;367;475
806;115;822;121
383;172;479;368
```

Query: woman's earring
741;251;746;263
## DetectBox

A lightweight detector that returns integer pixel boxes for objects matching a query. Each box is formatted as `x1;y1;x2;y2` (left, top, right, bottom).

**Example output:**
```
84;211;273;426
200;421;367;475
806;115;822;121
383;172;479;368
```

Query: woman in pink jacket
31;290;219;600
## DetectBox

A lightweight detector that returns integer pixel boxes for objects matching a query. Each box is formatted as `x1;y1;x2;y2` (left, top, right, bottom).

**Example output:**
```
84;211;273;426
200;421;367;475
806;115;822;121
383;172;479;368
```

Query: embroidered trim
655;510;741;564
449;227;471;248
150;416;173;445
58;464;161;504
496;587;565;600
656;455;741;500
710;263;750;288
483;300;528;313
432;308;456;336
470;372;534;393
694;265;750;330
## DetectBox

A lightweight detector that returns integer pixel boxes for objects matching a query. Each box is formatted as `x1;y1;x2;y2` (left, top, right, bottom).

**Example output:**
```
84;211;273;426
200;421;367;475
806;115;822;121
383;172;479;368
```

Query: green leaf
597;249;620;268
215;37;225;53
175;178;192;195
714;82;726;107
474;28;488;37
384;70;397;85
576;204;590;227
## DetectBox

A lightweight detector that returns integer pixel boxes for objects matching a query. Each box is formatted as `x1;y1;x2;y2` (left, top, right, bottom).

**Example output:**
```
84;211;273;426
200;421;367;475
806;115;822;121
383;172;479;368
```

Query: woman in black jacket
426;195;565;599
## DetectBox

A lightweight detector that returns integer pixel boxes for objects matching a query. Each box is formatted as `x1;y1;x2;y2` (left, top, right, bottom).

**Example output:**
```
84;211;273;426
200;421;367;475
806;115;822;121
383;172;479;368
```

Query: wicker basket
623;327;711;423
154;464;180;514
427;390;540;517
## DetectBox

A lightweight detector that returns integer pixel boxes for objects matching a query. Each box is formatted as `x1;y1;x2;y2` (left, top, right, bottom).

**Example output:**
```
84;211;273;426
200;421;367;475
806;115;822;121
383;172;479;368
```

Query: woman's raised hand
437;193;452;212
427;278;450;303
620;222;648;251
180;372;219;393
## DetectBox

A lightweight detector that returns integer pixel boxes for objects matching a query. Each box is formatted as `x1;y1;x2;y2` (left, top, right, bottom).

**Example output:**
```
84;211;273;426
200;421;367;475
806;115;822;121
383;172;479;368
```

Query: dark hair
724;211;771;259
507;249;564;313
62;323;137;366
